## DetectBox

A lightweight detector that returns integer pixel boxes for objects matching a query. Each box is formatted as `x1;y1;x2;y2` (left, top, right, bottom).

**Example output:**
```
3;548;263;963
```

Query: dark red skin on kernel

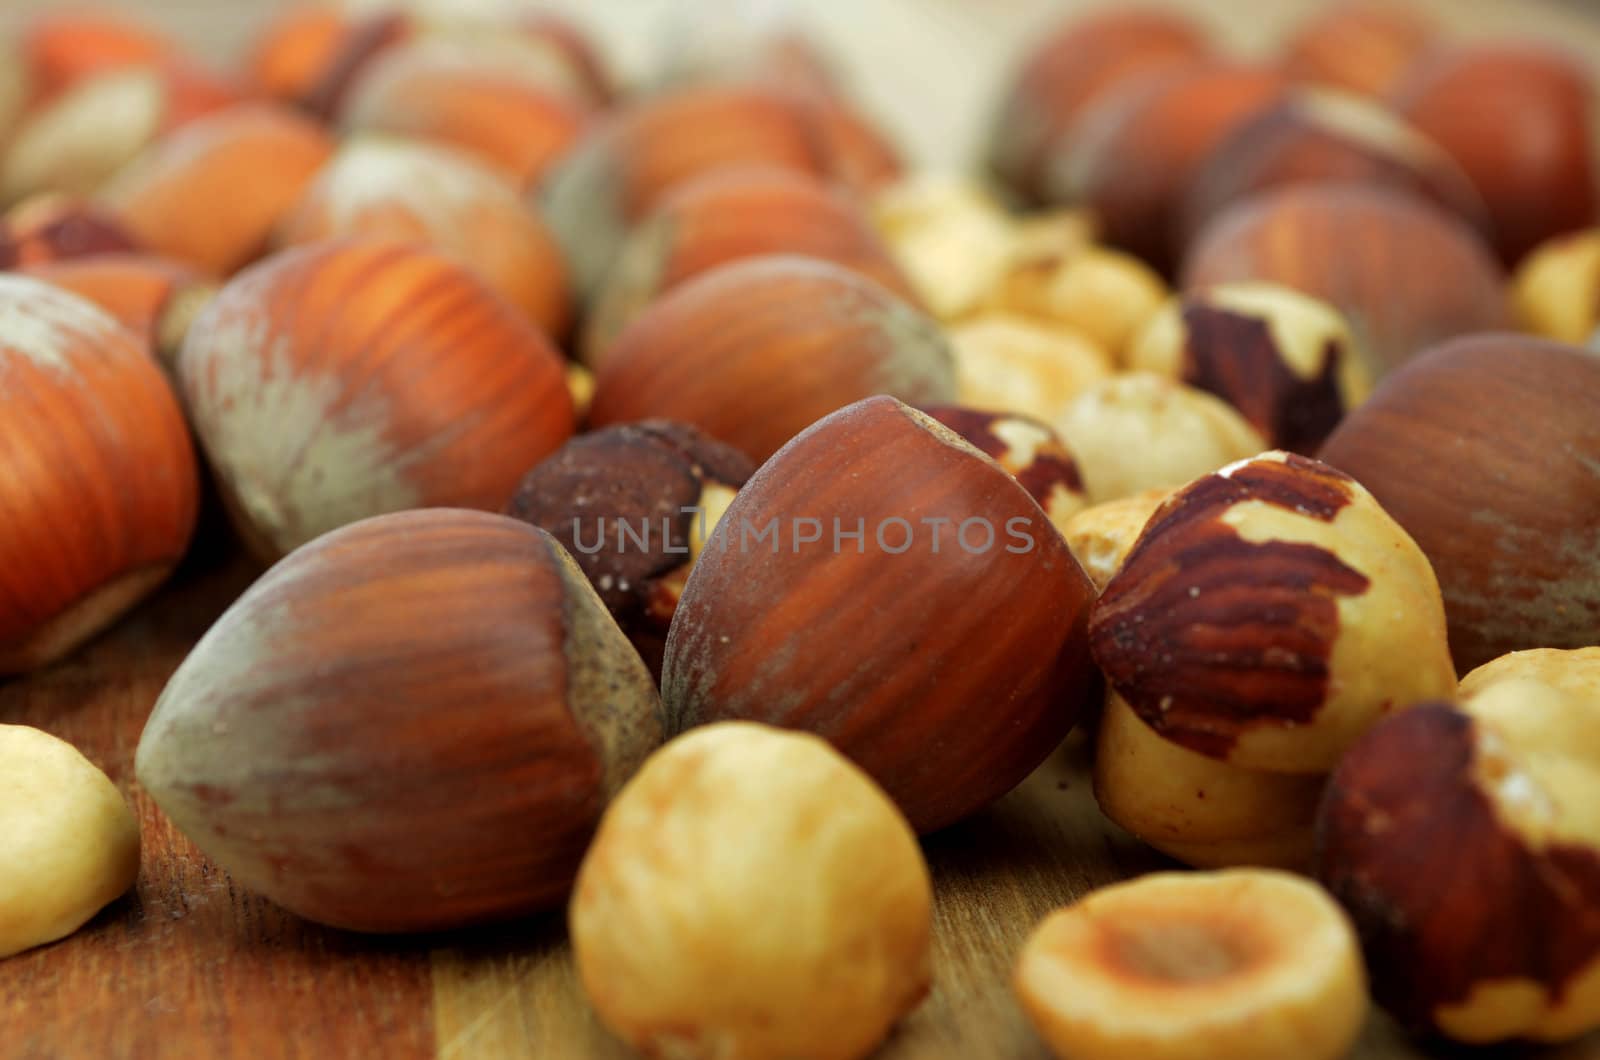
920;406;1085;505
1090;455;1369;758
0;206;142;269
1316;703;1600;1033
1179;303;1347;454
661;395;1100;833
1183;184;1508;378
1319;334;1600;673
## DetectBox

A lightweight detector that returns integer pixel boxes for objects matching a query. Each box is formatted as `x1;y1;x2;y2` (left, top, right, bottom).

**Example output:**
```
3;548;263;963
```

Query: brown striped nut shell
0;196;141;267
177;240;574;562
582;165;917;363
985;9;1210;204
919;405;1087;530
588;256;957;463
277;137;572;340
135;509;663;933
1182;183;1508;379
1315;677;1600;1044
245;5;349;105
1127;282;1372;453
1318;334;1600;673
19;253;215;368
661;395;1101;833
100;103;335;276
0;276;199;674
1089;450;1455;773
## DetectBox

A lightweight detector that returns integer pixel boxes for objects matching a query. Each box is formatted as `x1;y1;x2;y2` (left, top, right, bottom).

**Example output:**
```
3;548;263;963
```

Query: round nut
1059;488;1172;591
1090;451;1457;773
0;725;140;958
1053;373;1266;505
870;174;1019;321
1283;4;1436;98
987;245;1168;364
920;405;1088;529
1014;869;1367;1060
0;195;141;268
1127;282;1372;453
948;313;1112;426
570;721;932;1060
1511;227;1600;345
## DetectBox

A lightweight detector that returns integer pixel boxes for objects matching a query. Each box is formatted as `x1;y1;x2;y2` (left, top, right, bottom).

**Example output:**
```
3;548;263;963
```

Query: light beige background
4;0;1600;167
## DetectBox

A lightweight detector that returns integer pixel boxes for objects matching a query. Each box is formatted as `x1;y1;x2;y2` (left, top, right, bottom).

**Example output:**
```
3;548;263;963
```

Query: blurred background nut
244;5;348;105
570;722;932;1060
1319;333;1600;673
870;173;1019;321
276;136;572;339
920;405;1087;530
1091;451;1456;774
1058;488;1172;592
1512;228;1600;345
1316;650;1600;1044
0;194;141;267
1053;374;1265;505
15;11;180;108
1282;3;1437;99
1015;869;1366;1060
504;420;754;678
947;314;1111;426
1183;183;1509;378
1127;282;1372;453
986;244;1167;365
588;256;956;463
18;254;215;368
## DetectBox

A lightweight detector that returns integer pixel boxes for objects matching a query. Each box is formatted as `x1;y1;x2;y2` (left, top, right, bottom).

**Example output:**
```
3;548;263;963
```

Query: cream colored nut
1460;646;1600;702
1015;869;1367;1060
1512;229;1600;346
1006;209;1097;271
871;174;1017;320
1059;488;1171;591
1094;694;1325;871
564;362;595;421
1054;374;1266;504
992;245;1167;363
569;721;933;1060
1;69;166;206
0;725;140;958
949;313;1112;425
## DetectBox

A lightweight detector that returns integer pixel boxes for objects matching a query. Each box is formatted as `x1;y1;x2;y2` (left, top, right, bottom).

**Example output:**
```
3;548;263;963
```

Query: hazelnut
1283;4;1436;99
803;93;904;196
987;245;1168;365
505;421;755;676
99;103;334;277
1039;63;1288;274
1059;488;1171;591
985;10;1210;204
245;6;350;105
1316;652;1600;1043
920;405;1088;530
584;165;916;363
947;314;1112;426
570;721;932;1060
0;276;198;674
136;509;664;932
1395;43;1599;266
276;136;572;338
19;253;216;368
1183;183;1509;376
870;174;1018;321
1319;333;1600;672
661;395;1100;832
1015;869;1367;1060
177;240;573;561
0;725;140;958
1090;451;1457;773
1182;88;1487;247
1512;227;1600;345
17;12;177;106
0;194;141;267
588;256;956;463
1053;374;1266;504
1127;281;1372;452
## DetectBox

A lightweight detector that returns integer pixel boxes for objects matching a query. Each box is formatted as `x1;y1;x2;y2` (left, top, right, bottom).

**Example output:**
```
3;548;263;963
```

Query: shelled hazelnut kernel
0;194;141;267
1058;488;1171;592
948;314;1111;426
869;174;1020;321
986;245;1168;365
921;406;1088;530
1511;228;1600;345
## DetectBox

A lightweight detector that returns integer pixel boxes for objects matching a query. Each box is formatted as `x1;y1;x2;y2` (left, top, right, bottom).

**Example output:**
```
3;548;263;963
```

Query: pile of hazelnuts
0;4;1597;1059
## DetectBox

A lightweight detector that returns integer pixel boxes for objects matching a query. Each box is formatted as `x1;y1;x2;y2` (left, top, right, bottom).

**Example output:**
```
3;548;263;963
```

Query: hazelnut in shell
570;721;932;1060
947;314;1111;426
16;12;178;106
20;254;215;368
920;405;1088;530
137;509;664;933
245;6;350;105
661;395;1101;833
0;195;141;267
1511;227;1600;345
1283;4;1436;99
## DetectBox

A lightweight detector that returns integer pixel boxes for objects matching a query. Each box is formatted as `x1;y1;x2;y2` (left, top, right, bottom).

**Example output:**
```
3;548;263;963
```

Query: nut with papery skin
0;276;198;674
1053;374;1265;505
1183;183;1509;377
571;721;932;1060
1512;228;1600;345
870;174;1019;321
987;245;1167;365
588;256;956;463
0;195;141;268
1059;488;1170;592
921;406;1088;530
1090;451;1456;773
1283;4;1435;98
948;315;1112;426
277;136;571;339
178;240;574;561
136;509;663;933
1015;869;1366;1060
661;395;1101;833
584;166;916;362
20;254;215;368
504;421;754;676
1318;333;1600;673
1127;282;1372;453
99;103;334;277
1316;651;1600;1043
